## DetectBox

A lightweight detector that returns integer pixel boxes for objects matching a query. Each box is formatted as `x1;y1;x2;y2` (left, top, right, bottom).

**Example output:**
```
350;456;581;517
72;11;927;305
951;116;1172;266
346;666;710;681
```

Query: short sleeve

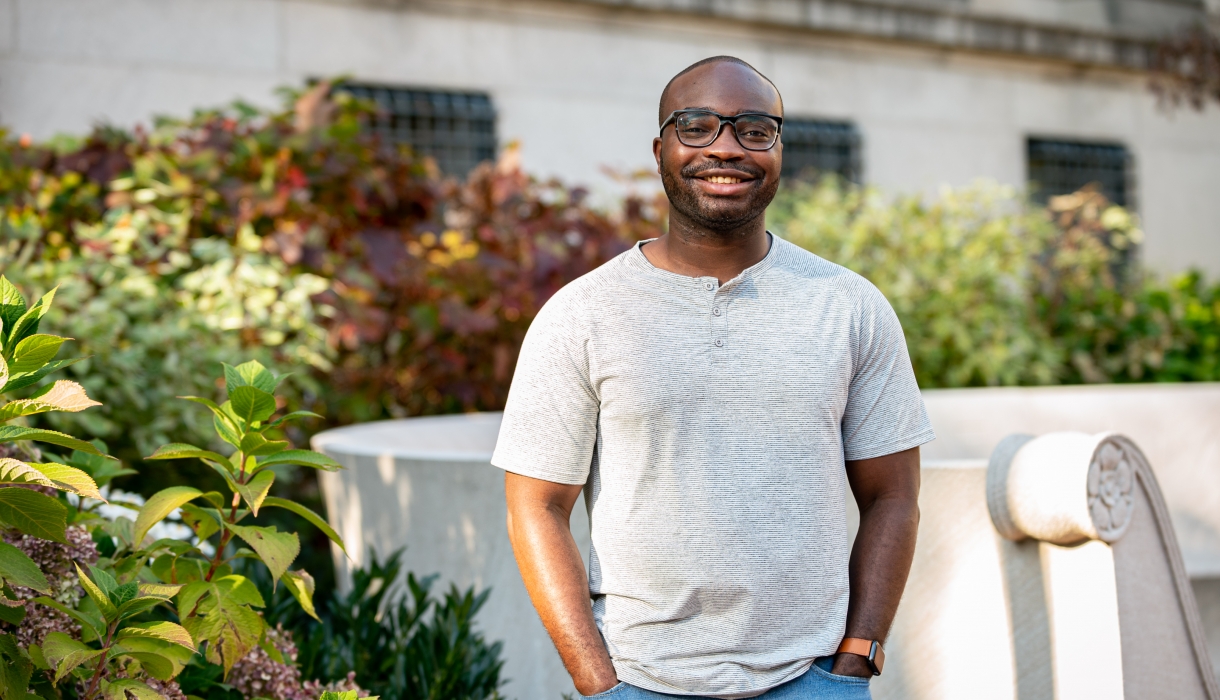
841;283;936;461
491;290;599;485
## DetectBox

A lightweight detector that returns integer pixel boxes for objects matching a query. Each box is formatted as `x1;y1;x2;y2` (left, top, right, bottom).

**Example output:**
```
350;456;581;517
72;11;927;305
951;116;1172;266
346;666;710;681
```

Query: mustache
680;162;765;180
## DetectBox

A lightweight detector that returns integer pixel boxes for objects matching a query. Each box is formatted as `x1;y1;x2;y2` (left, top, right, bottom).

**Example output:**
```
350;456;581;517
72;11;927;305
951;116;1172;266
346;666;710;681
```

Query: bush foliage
0;277;352;700
0;85;663;469
769;179;1220;386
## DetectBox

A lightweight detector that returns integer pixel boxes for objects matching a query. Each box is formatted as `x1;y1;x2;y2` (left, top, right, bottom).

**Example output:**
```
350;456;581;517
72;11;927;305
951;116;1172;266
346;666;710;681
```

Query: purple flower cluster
229;625;369;700
301;672;371;699
1;524;99;648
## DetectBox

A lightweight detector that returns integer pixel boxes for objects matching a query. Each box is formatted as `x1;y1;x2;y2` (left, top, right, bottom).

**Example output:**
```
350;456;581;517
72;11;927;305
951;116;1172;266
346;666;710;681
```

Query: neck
642;209;770;284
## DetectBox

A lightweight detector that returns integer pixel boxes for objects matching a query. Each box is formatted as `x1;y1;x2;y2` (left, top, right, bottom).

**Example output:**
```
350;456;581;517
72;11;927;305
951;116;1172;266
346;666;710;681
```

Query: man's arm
833;446;921;678
505;472;618;696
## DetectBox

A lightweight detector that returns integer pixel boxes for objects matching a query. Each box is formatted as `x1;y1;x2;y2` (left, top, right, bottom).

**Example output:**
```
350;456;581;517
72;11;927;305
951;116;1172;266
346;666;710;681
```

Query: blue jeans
580;657;871;700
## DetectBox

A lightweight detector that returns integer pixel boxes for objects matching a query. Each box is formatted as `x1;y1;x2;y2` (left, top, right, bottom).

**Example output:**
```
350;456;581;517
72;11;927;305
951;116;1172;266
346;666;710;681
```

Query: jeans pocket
810;662;871;685
581;681;628;698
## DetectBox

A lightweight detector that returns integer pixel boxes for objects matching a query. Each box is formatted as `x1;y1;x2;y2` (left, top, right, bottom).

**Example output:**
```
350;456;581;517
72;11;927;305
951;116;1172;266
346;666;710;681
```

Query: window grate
1027;138;1133;208
780;119;862;183
338;83;497;177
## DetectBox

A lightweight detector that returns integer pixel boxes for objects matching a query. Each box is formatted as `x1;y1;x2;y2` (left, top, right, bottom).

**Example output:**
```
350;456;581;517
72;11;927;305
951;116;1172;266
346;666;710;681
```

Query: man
493;56;933;699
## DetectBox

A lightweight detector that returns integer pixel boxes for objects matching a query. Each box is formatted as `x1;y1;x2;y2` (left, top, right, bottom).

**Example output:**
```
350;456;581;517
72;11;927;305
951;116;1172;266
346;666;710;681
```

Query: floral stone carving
1088;440;1137;542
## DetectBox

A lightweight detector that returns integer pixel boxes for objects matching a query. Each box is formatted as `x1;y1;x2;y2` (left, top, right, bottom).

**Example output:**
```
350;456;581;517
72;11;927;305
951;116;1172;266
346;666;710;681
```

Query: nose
702;121;747;162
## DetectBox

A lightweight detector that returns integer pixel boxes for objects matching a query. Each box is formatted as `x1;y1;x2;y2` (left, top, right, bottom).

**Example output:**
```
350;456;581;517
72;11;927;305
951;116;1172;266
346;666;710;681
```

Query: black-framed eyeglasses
660;110;783;151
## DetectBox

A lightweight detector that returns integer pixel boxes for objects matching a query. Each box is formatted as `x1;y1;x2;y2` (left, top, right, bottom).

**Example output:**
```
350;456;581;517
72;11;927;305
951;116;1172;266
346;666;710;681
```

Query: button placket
710;284;728;350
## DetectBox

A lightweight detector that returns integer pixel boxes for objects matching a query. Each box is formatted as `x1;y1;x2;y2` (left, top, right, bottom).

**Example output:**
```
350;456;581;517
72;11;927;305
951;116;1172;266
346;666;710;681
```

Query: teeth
706;176;742;184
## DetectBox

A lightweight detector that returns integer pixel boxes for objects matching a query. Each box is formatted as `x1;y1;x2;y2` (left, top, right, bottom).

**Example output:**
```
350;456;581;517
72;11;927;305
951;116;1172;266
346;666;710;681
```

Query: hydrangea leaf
8;335;66;376
29;463;103;501
118;621;196;650
42;632;103;684
281;569;318;621
255;450;340;472
223;361;277;394
0;542;48;594
223;523;299;584
229;386;276;425
234;470;274;516
132;486;202;546
0;426;102;456
0;487;67;543
262;497;346;556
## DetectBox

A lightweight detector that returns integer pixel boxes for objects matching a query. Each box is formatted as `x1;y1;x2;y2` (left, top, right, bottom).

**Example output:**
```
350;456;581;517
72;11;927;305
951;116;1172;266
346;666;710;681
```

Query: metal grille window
338;83;497;177
780;119;862;182
1027;138;1133;207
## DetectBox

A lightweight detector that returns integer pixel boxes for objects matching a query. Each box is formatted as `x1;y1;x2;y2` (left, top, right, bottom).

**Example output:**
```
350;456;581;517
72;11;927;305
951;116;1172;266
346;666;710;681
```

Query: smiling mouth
701;175;748;184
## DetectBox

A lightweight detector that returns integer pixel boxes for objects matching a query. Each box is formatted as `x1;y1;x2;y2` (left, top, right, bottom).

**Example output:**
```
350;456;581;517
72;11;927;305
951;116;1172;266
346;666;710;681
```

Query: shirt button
704;281;715;291
712;307;722;316
714;339;724;347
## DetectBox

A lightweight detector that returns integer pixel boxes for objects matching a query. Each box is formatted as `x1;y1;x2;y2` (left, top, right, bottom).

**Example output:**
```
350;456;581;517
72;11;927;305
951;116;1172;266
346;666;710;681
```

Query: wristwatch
836;638;885;676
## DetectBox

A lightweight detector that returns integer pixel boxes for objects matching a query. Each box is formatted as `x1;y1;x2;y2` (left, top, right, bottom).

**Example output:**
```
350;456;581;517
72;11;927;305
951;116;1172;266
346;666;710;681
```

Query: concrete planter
312;413;588;700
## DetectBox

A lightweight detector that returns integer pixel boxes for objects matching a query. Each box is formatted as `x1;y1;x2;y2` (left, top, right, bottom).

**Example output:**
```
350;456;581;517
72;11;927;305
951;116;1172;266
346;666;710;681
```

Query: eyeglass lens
674;112;779;150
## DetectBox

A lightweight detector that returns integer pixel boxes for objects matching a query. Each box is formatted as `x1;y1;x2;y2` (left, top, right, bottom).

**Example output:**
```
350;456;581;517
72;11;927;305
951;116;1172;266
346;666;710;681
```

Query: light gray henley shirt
492;235;935;698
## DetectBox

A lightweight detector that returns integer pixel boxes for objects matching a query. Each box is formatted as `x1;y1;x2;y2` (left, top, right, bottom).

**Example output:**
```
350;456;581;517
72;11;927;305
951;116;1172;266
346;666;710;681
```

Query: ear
652;137;663;172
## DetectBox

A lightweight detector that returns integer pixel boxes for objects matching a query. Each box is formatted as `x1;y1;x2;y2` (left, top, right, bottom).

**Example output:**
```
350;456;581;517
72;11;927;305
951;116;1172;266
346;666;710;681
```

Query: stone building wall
1;0;1218;273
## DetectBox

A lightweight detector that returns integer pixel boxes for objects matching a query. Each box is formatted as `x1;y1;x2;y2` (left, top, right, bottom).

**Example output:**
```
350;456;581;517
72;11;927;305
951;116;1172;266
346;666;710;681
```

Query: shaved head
658;56;783;125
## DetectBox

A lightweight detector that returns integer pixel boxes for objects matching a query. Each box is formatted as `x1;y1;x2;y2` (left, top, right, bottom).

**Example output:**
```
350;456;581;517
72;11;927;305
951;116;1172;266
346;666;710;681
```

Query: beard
660;157;780;237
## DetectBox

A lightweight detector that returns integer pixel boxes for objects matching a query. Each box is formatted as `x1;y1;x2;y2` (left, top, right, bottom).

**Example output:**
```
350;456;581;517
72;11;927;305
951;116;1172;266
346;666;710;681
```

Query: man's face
653;62;783;235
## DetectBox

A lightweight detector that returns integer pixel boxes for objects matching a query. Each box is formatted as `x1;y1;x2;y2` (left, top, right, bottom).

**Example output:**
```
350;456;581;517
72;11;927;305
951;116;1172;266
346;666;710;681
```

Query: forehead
662;62;781;117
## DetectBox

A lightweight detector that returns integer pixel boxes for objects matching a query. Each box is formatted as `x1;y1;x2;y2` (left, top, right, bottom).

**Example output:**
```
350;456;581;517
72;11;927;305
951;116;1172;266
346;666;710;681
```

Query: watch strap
836;637;885;676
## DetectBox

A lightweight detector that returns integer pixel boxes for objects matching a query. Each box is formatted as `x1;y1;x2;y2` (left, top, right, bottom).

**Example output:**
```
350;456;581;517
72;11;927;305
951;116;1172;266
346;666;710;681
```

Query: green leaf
234;471;274;516
0;278;26;346
178;504;220;541
0;380;101;421
0;543;48;593
0;357;85;394
118;621;196;650
139;582;185;599
281;570;318;621
132;486;201;546
115;596;163;620
7;335;65;376
223;524;298;584
265;411;322;430
0;459;54;489
74;564;117;621
0;488;67;543
0;356;7;393
41;632;102;684
180;576;265;676
255;450;341;472
145;443;232;467
29;462;103;500
151;557;209;587
223;361;277;394
238;432;288;457
229;386;276;425
114;638;195;681
102;678;164;700
0;597;24;625
5;288;54;347
0;426;103;456
32;597;103;641
110;581;138;607
262;497;347;556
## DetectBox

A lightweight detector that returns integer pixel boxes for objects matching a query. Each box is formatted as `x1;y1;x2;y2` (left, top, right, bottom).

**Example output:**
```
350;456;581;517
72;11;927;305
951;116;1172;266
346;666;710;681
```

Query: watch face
869;643;885;676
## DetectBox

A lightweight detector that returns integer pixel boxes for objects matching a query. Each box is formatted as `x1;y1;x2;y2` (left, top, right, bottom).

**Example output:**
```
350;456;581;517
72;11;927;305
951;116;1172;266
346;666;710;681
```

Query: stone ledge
560;0;1159;69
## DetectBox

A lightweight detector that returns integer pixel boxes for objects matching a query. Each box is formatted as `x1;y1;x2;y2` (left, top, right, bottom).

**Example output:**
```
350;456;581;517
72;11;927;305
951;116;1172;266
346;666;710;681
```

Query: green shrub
261;549;505;700
0;278;354;700
768;179;1220;386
